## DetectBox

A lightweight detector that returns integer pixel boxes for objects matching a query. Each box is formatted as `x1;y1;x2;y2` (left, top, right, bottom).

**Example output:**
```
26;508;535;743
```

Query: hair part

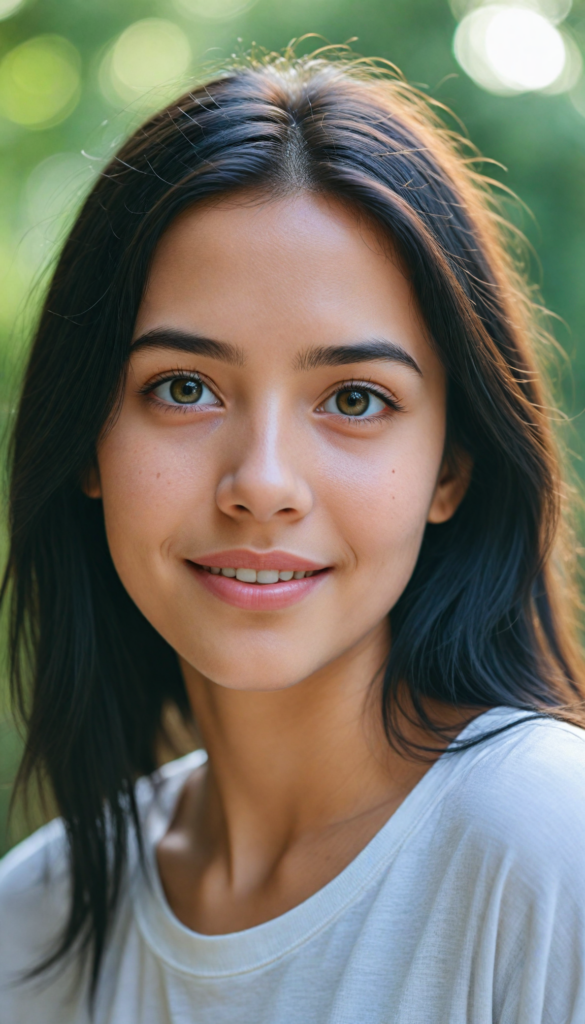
3;50;584;999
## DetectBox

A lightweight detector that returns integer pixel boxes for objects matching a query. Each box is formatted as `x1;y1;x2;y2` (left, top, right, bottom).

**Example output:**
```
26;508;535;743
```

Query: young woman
1;54;585;1024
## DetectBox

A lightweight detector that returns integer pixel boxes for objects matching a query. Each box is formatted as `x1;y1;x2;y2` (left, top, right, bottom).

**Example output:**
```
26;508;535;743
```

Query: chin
216;675;304;693
181;647;321;693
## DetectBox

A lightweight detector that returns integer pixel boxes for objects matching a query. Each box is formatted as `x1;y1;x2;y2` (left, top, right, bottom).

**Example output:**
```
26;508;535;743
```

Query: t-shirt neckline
132;706;529;978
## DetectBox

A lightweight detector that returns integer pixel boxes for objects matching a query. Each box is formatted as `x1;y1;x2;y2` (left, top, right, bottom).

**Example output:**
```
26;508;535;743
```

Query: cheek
321;427;444;561
96;419;212;587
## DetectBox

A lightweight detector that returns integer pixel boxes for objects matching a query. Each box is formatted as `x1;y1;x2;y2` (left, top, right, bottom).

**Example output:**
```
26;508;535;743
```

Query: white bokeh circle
454;4;568;94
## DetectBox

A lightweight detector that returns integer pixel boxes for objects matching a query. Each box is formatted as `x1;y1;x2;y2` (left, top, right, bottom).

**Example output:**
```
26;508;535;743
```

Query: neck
159;625;478;934
179;620;424;859
159;622;460;934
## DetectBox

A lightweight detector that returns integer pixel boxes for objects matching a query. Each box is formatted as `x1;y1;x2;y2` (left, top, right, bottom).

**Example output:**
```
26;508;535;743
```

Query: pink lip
193;549;327;572
189;563;330;611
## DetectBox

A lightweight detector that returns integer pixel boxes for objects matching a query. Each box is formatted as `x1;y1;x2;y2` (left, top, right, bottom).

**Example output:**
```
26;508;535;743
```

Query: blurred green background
1;0;585;854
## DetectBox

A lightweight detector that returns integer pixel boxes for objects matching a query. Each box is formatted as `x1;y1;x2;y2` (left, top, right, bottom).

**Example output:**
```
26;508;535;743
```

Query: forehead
134;191;437;375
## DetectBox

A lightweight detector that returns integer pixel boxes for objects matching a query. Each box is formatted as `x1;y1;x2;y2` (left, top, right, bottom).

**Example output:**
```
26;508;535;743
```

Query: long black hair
3;52;584;994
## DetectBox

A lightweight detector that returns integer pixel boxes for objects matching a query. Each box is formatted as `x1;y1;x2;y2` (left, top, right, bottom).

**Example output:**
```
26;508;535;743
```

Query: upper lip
190;549;329;571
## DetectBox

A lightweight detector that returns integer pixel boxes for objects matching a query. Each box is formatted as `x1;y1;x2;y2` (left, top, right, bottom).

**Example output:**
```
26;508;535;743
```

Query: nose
215;401;314;524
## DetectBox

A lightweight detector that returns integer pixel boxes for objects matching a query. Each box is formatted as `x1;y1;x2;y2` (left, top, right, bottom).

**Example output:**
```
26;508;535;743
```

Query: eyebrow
131;328;245;366
131;328;422;376
293;340;422;375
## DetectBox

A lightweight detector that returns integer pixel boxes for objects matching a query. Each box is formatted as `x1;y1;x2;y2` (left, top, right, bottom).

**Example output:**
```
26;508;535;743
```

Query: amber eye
150;374;220;409
169;378;203;404
322;387;387;419
335;389;371;416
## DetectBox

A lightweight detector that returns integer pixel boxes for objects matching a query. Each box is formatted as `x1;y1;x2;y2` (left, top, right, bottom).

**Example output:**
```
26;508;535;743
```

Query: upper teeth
205;566;314;583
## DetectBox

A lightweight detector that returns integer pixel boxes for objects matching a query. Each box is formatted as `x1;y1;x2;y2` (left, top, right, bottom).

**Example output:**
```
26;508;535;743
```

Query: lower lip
189;563;330;611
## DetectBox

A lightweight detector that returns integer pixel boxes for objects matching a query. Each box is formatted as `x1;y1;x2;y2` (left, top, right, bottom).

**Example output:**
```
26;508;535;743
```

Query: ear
81;461;102;499
427;450;473;525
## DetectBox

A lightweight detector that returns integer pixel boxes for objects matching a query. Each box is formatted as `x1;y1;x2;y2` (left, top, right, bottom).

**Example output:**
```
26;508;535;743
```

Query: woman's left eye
150;376;219;407
322;387;388;418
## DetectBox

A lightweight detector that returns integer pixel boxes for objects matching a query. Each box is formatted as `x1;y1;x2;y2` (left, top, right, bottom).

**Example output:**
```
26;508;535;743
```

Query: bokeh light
26;153;92;232
450;0;572;21
174;0;259;19
0;0;27;20
486;8;565;89
530;0;572;22
454;5;568;94
0;35;81;128
99;19;191;107
22;152;94;270
543;30;582;93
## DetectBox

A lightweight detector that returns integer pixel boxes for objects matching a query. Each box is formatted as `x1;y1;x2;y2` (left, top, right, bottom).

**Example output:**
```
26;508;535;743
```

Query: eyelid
138;369;221;400
138;368;208;393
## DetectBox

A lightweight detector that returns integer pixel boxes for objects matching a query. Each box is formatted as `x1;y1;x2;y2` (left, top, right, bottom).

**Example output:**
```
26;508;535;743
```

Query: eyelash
139;371;403;423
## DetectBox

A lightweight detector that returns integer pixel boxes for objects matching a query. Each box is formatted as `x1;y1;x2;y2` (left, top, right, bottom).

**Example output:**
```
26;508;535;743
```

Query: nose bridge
217;391;312;522
249;393;289;474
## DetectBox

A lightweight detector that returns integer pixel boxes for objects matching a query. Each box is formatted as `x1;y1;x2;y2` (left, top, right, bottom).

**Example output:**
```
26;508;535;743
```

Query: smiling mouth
192;564;328;584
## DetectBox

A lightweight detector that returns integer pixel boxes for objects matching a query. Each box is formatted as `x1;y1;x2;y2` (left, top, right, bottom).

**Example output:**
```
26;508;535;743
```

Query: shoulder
446;712;585;885
458;712;585;821
0;748;207;947
409;715;585;1023
0;816;69;909
0;818;70;985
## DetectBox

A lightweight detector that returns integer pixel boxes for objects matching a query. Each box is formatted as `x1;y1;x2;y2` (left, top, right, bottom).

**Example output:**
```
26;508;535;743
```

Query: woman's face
90;193;466;691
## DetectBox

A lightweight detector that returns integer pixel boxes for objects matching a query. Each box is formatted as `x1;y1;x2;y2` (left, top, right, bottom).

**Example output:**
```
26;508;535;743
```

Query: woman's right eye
150;376;219;407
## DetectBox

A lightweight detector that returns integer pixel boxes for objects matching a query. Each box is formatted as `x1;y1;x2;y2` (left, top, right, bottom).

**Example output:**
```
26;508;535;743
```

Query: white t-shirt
2;707;585;1024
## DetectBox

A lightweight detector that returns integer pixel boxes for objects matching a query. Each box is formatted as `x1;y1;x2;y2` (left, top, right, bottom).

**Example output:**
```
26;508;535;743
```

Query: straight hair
3;52;584;996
